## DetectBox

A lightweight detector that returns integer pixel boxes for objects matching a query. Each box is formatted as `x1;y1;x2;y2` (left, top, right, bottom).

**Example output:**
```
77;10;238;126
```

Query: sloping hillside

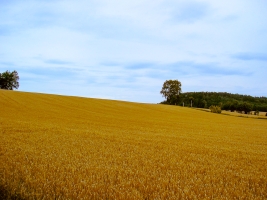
1;90;267;199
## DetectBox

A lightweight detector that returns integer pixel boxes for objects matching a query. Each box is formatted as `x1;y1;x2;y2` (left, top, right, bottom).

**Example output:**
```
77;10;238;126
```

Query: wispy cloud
169;1;210;23
232;52;267;61
45;59;74;65
125;62;156;70
168;61;251;76
0;61;16;67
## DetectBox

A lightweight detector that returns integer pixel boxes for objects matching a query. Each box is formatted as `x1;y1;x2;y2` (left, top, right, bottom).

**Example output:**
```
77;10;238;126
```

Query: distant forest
161;92;267;112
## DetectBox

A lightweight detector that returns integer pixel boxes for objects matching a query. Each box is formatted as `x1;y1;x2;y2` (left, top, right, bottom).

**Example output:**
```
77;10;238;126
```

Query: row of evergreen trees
161;92;267;112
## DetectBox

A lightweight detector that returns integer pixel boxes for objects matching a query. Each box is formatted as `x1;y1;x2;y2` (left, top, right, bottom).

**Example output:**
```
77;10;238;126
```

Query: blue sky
0;0;266;103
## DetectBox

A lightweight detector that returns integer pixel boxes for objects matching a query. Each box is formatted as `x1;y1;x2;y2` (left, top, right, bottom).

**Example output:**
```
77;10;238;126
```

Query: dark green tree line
160;82;267;112
178;92;267;112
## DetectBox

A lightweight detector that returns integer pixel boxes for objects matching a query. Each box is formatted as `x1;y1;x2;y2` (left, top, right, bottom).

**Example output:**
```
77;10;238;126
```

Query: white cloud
0;0;267;103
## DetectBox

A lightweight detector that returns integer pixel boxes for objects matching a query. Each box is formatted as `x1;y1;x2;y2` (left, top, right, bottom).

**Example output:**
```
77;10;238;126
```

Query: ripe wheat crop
1;90;267;199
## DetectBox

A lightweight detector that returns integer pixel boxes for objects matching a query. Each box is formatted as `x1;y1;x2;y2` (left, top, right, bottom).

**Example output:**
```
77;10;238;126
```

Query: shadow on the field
0;185;25;200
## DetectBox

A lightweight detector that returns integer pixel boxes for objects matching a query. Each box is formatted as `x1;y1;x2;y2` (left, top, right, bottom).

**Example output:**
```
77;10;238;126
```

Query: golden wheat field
1;89;267;199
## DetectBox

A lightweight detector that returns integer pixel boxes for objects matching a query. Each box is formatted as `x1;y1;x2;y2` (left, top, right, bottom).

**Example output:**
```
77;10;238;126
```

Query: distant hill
161;92;267;112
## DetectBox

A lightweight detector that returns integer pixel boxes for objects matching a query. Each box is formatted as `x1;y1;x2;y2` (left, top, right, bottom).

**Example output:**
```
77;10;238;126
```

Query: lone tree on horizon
0;70;19;90
160;79;182;105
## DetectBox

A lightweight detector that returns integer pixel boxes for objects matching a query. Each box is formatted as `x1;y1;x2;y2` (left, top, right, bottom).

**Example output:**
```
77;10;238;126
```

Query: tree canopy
0;70;19;90
160;80;182;105
166;91;267;112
